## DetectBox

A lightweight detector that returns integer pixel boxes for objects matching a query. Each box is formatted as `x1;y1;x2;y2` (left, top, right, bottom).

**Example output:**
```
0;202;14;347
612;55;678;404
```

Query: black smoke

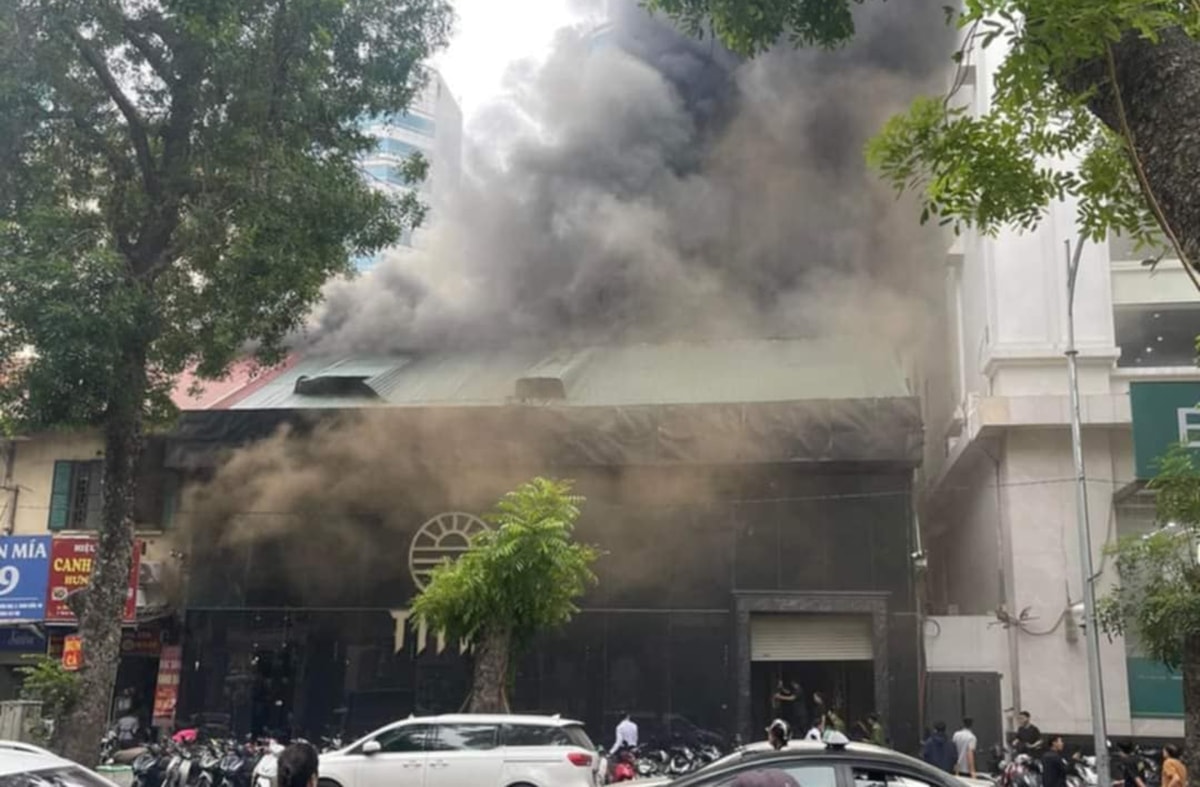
307;0;954;353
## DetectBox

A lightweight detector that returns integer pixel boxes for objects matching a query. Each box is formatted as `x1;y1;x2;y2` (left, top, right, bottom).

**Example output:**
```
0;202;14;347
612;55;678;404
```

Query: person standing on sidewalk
952;717;978;778
921;722;956;773
1040;736;1069;787
1163;745;1187;787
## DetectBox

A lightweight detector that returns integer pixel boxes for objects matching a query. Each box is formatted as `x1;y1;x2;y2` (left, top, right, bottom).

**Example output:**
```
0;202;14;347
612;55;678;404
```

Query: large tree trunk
56;348;146;766
1063;28;1200;267
1184;634;1200;787
467;627;512;713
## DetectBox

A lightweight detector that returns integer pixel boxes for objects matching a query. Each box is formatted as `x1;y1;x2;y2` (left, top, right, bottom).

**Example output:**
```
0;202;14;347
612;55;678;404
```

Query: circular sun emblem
408;512;490;590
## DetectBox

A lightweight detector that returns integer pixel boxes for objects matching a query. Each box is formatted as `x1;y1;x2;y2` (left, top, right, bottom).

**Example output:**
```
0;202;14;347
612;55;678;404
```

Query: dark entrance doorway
751;660;875;739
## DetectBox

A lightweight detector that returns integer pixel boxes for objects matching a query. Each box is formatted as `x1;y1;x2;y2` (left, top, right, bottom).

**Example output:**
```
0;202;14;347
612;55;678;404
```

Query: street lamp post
1064;238;1111;786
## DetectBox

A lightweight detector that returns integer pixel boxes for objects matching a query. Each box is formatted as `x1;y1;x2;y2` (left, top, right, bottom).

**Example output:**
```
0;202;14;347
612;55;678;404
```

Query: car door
357;723;432;787
424;723;503;787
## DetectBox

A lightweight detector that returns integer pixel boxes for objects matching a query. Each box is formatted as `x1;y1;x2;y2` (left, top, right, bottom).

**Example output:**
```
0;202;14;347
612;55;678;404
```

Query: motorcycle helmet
767;719;791;750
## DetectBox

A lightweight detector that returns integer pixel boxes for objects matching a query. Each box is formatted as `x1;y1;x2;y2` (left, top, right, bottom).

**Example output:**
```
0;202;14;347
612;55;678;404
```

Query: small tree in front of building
410;477;600;712
1098;444;1200;776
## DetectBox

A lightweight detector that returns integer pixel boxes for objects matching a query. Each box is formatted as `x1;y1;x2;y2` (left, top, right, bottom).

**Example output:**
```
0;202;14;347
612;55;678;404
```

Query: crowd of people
920;710;1190;787
771;681;886;747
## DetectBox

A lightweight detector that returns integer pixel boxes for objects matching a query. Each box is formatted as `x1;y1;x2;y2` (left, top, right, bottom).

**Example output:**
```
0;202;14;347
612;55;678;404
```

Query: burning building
167;339;925;748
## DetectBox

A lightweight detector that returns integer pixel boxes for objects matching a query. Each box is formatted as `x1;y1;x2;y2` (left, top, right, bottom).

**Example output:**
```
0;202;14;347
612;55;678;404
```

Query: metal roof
227;339;912;410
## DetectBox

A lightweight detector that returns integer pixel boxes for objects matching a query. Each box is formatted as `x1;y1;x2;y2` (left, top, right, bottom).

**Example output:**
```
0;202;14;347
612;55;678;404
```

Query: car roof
672;742;960;787
391;713;584;728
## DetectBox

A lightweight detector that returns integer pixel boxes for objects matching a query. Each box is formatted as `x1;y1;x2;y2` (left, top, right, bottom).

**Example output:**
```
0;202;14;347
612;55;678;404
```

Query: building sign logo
0;536;51;622
408;512;489;590
1178;408;1200;447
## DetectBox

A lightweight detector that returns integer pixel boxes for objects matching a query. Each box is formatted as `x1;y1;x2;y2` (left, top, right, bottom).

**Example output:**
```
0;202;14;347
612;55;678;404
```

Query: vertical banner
61;635;82;671
152;645;183;726
0;536;51;622
45;536;141;624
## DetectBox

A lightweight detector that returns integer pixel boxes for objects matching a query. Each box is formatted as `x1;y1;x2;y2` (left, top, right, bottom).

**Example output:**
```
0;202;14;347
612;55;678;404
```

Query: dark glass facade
178;463;920;751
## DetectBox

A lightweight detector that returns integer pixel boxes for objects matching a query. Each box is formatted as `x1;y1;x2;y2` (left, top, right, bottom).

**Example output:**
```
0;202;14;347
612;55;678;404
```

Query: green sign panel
1127;656;1183;717
1129;382;1200;479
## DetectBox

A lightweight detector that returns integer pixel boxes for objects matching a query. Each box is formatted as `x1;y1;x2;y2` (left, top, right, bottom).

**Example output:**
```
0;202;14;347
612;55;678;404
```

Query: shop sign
45;536;140;624
0;536;51;622
0;627;46;653
1130;381;1200;478
120;628;162;658
1127;655;1183;717
61;635;82;671
152;645;182;726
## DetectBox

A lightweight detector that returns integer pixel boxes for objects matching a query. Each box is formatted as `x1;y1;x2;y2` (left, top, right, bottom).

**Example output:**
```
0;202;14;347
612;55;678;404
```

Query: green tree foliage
645;0;1200;285
17;657;82;749
1098;444;1200;667
410;478;601;713
0;0;450;763
1098;443;1200;778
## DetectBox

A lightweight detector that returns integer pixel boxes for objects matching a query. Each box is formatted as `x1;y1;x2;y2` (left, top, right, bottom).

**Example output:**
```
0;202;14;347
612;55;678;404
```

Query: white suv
319;714;601;787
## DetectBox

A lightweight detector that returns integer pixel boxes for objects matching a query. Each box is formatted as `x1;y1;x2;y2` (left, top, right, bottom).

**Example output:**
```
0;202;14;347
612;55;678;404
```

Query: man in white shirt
952;717;978;778
610;712;639;754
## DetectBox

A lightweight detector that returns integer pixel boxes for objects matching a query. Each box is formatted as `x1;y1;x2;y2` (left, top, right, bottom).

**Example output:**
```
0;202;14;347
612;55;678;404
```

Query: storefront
171;378;926;749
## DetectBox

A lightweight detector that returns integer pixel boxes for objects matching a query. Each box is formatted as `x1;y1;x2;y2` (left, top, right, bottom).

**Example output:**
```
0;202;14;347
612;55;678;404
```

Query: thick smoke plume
179;2;956;602
309;0;954;354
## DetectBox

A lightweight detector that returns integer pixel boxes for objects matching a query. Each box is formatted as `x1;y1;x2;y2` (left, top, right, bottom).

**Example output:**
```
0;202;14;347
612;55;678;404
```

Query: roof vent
514;376;566;400
293;375;379;398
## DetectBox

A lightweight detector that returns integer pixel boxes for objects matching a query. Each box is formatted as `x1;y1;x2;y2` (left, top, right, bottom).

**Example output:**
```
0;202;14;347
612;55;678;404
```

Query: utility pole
1064;238;1111;786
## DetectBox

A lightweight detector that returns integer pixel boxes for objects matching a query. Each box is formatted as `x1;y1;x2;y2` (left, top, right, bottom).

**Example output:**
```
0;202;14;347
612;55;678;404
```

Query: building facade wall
180;463;921;749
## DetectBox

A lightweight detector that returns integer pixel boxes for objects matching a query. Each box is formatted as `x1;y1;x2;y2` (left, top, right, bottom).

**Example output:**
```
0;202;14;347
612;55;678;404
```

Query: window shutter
48;461;73;531
750;614;874;661
84;460;104;530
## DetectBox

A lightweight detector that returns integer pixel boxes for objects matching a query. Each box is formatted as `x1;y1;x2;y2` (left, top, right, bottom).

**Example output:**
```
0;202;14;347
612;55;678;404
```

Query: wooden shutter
83;460;103;530
750;614;873;661
47;461;74;531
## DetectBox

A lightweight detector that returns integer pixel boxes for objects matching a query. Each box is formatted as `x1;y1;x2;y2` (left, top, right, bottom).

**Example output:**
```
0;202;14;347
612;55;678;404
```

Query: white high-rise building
354;69;462;273
920;22;1199;747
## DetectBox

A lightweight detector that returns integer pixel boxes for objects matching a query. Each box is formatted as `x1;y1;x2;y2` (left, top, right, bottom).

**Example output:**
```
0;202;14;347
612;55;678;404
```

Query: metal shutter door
750;614;873;661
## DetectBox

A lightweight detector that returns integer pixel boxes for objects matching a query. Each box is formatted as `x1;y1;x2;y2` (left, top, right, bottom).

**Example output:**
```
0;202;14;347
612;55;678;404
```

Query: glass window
853;768;939;787
432;723;499;751
501;724;573;747
1114;304;1200;368
715;765;837;787
373;724;430;753
562;724;595;750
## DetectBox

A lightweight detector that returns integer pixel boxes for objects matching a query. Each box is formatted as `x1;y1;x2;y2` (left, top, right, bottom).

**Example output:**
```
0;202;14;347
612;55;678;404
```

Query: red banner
45;536;140;624
61;635;82;671
152;645;182;725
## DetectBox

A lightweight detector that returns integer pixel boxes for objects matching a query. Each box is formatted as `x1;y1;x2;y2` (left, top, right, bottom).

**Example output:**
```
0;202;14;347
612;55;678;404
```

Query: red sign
152;645;182;725
61;635;82;671
45;537;140;624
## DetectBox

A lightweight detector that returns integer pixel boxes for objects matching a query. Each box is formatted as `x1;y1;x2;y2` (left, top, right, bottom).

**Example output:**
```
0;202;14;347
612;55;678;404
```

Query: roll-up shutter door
750;614;873;661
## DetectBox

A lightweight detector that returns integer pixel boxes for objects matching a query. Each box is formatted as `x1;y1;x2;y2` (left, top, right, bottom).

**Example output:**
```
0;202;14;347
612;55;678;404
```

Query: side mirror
362;741;382;755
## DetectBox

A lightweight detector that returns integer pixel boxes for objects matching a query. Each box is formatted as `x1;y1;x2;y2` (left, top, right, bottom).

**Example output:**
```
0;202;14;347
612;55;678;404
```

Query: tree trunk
1062;29;1200;267
55;348;146;766
1184;634;1200;787
467;627;512;714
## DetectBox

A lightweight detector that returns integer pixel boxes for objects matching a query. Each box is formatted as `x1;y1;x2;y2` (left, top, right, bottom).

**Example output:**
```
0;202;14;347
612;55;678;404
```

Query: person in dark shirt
921;722;957;773
1011;711;1043;753
1041;735;1069;787
1119;742;1148;787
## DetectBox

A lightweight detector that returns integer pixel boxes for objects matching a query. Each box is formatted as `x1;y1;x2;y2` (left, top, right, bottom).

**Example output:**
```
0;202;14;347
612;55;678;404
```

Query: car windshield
0;767;112;787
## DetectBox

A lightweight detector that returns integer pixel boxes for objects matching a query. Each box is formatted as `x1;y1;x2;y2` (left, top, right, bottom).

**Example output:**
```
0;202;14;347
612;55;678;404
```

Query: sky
432;0;588;120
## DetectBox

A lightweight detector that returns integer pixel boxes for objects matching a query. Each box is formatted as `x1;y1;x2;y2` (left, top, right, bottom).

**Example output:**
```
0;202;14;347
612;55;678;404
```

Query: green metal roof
228;339;913;410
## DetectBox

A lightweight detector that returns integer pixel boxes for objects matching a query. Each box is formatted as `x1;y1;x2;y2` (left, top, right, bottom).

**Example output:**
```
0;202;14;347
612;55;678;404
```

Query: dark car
637;740;971;787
